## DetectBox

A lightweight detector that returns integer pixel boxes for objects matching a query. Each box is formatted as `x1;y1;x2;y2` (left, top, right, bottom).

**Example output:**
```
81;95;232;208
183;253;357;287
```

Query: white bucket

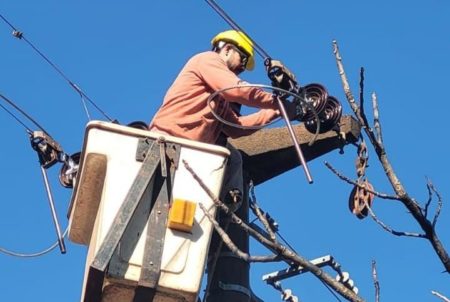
68;121;230;302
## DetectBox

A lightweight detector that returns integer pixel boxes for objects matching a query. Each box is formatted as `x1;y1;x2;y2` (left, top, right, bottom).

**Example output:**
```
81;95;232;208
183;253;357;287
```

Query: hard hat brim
246;56;255;71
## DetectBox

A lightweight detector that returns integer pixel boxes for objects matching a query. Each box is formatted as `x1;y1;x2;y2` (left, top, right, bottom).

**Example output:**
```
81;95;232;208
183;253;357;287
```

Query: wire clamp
30;131;64;169
12;30;23;39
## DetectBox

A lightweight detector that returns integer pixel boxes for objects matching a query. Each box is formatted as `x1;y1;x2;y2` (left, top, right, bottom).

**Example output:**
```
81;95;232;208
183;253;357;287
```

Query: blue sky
1;1;449;301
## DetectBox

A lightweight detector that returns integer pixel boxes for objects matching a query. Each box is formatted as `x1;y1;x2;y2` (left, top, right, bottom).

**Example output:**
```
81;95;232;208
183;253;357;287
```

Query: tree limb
372;92;383;146
183;159;366;302
324;161;397;200
332;39;450;272
249;182;278;242
198;202;279;263
366;204;426;238
372;260;380;302
432;291;450;302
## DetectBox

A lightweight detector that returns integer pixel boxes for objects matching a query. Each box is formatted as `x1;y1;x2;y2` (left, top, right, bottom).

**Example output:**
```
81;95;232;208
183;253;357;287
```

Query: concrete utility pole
206;115;360;302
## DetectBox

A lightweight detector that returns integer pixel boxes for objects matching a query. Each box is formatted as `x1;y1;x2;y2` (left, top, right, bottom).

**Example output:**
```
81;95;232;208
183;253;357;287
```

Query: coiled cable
0;226;69;258
207;83;321;145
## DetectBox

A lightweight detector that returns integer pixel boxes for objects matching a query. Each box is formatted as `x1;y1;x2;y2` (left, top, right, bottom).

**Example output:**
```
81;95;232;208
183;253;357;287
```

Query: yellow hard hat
211;30;255;71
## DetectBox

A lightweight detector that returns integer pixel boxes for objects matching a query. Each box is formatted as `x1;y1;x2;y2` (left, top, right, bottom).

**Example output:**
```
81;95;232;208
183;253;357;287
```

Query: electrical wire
205;0;270;61
319;279;344;302
248;182;297;253
207;83;321;146
249;183;343;302
0;92;71;256
0;92;50;135
0;12;113;122
0;226;69;258
0;102;33;135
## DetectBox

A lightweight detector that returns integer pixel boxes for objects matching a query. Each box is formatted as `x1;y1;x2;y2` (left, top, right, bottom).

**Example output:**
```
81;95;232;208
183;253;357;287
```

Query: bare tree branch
359;67;370;130
366;204;426;238
432;291;450;302
324;161;398;200
183;159;366;302
424;178;434;218
332;39;450;272
372;260;380;302
429;181;444;228
249;182;278;242
250;197;277;242
372;92;383;146
198;202;279;263
333;40;360;121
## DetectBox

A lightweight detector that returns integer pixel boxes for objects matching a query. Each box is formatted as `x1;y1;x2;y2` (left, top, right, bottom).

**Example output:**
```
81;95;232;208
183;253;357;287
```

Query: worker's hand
266;59;298;91
278;98;299;121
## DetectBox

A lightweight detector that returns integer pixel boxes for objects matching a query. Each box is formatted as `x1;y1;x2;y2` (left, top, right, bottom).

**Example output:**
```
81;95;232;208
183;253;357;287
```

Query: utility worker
149;29;296;205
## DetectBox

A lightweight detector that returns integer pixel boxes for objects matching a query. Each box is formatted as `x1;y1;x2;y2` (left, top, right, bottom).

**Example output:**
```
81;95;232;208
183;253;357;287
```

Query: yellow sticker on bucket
168;199;197;233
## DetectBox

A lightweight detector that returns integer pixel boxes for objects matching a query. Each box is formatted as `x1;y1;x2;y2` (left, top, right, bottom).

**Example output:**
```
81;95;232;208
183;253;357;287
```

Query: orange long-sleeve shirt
149;51;279;144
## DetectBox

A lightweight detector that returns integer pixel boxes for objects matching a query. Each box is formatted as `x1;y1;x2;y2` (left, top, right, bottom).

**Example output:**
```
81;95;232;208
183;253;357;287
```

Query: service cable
207;84;321;146
0;13;113;122
0;92;50;135
0;102;32;135
0;92;69;254
0;226;69;258
205;0;270;62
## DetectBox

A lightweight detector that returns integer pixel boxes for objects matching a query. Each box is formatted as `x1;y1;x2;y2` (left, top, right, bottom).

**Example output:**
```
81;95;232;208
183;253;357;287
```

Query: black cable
320;279;344;302
275;231;297;254
0;13;16;30
207;83;320;146
0;102;33;134
204;0;270;61
0;93;50;135
0;12;114;122
0;226;68;258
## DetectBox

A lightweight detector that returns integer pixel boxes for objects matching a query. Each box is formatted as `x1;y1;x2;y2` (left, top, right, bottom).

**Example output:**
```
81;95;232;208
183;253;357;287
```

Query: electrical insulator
336;271;359;294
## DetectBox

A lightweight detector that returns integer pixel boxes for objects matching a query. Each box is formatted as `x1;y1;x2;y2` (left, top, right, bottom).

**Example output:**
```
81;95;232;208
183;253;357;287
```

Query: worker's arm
221;97;298;138
194;52;277;109
221;107;279;138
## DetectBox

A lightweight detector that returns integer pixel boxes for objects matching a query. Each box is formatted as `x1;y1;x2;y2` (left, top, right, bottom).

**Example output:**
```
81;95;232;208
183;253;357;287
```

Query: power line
0;12;114;122
0;227;68;258
0;92;49;135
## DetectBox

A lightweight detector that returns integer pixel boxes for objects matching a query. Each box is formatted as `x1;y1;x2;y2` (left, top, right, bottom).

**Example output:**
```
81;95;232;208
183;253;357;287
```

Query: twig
432;290;450;302
333;40;360;120
324;161;398;200
249;181;277;241
429;181;443;228
424;178;434;218
372;260;380;302
359;67;371;131
372;92;383;146
198;202;279;263
366;203;426;238
249;195;277;242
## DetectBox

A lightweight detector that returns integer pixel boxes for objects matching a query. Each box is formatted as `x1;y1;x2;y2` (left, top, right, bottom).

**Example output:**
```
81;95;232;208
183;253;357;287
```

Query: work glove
266;59;298;92
276;97;301;121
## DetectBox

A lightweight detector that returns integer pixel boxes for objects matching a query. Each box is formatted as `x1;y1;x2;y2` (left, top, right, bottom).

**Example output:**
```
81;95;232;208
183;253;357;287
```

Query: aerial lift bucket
67;121;230;302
